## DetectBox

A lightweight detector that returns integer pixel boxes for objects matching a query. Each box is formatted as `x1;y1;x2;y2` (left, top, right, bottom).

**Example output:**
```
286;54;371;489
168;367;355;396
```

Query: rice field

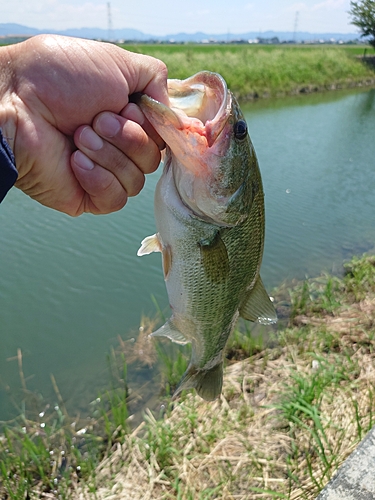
121;44;375;99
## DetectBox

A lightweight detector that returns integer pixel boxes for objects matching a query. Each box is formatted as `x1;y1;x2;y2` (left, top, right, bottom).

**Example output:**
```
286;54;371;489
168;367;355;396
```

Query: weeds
0;405;100;498
226;322;266;361
0;350;132;499
2;254;375;499
344;254;375;300
155;341;190;397
121;44;375;99
290;275;343;319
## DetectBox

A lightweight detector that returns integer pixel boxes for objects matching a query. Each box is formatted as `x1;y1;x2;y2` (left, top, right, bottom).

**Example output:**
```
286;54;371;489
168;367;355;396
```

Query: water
1;88;375;420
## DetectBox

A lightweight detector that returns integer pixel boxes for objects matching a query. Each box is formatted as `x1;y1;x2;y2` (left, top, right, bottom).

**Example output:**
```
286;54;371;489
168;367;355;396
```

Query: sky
2;0;358;35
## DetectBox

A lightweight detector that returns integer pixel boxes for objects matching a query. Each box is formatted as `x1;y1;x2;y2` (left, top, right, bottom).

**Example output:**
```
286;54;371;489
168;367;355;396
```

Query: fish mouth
134;71;231;149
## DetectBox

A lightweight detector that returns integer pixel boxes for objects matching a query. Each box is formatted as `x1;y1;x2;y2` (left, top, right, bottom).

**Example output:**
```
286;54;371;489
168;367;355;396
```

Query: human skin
0;34;168;215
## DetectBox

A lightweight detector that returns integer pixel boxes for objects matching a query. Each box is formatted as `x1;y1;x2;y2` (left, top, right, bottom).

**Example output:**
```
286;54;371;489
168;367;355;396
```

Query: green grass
344;254;375;300
120;44;375;99
0;350;131;498
0;407;100;498
155;341;191;397
1;254;375;499
1;41;373;99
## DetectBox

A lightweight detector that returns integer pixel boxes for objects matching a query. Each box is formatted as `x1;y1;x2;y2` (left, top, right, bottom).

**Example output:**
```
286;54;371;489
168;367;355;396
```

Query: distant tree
349;0;375;49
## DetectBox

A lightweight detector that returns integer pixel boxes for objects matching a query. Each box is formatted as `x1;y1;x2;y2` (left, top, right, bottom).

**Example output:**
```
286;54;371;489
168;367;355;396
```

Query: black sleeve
0;129;18;203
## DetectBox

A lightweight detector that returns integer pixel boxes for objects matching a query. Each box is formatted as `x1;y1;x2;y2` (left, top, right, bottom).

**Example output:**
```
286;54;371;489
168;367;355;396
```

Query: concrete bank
317;425;375;500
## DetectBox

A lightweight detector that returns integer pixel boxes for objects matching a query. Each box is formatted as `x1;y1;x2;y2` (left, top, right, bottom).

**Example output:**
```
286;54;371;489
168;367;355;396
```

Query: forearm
0;44;18;202
0;44;18;150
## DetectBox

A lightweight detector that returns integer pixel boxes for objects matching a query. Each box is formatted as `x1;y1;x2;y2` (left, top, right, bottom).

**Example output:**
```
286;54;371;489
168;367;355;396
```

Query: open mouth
168;72;227;123
134;72;231;149
167;72;231;147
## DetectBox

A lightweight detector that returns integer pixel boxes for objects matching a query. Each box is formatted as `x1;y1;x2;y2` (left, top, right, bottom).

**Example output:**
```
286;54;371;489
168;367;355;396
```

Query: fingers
71;110;163;214
71;150;129;214
123;50;169;107
121;103;165;150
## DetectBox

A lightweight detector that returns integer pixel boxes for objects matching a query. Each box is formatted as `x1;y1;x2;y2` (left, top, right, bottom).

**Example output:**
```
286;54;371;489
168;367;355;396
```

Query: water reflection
357;88;375;116
244;88;375;285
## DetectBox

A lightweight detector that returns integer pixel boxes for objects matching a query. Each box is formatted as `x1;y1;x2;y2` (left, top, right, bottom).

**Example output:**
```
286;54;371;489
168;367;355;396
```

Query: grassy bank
122;44;375;100
1;254;375;499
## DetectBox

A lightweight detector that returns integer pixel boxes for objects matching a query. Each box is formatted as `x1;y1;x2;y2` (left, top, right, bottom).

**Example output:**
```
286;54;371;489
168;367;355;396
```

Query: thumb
117;49;169;106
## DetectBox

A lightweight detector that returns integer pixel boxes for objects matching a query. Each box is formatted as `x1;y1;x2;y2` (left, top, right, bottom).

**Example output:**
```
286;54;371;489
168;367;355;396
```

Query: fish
136;71;277;401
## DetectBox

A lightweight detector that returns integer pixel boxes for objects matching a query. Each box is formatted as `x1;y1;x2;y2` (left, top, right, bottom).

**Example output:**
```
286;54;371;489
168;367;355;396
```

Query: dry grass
76;263;375;500
2;256;375;500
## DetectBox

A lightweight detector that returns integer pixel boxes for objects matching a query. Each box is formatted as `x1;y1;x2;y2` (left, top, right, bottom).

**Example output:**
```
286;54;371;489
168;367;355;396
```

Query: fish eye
234;120;248;140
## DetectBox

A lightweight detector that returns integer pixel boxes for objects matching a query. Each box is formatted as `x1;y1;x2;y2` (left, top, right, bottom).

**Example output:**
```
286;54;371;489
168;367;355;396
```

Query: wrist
0;45;18;155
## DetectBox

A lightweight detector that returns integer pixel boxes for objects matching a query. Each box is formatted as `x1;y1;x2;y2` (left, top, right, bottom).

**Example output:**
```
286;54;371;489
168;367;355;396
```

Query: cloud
312;0;346;11
286;2;309;12
287;0;346;14
4;1;108;29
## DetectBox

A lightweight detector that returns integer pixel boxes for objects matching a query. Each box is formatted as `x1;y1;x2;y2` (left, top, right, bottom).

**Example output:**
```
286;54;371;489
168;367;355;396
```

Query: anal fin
240;276;277;325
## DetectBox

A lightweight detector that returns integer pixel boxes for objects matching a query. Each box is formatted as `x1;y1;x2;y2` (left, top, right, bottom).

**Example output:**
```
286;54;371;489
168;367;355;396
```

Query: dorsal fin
239;276;277;325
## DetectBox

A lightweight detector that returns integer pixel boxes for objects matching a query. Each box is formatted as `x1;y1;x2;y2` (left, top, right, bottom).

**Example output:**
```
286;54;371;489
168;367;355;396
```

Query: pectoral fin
162;244;172;280
150;318;190;345
137;233;162;256
240;276;277;325
199;231;229;284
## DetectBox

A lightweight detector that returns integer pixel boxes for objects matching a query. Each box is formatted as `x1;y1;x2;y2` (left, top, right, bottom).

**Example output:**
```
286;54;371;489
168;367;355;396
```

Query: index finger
119;50;169;107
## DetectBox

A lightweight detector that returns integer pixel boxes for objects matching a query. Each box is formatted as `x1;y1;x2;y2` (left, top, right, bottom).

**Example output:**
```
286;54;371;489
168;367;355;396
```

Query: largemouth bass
136;71;276;401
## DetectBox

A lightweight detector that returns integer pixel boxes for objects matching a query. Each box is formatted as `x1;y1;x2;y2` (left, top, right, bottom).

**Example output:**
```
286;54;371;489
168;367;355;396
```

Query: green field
121;43;375;99
1;40;373;99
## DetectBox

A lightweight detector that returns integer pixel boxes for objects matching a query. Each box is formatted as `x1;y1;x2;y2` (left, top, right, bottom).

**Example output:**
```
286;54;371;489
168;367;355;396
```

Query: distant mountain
0;23;360;43
0;23;42;36
0;23;150;40
162;30;360;43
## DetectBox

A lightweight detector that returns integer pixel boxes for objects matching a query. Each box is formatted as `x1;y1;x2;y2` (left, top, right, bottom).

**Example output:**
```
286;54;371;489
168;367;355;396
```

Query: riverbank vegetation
121;43;375;100
1;254;375;499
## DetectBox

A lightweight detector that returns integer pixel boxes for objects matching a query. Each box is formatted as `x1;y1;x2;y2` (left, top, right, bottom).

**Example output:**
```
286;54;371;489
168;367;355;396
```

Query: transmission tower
107;2;113;41
293;11;299;43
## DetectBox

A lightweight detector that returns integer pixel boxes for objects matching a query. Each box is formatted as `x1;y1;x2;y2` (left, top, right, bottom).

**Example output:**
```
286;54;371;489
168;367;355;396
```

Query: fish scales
136;71;277;401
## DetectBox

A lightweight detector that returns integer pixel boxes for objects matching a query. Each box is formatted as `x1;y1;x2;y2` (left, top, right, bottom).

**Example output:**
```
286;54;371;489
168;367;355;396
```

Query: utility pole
107;2;113;42
293;11;299;43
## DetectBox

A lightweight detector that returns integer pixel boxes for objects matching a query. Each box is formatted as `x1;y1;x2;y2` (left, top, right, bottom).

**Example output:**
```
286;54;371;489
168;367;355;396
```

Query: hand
0;35;168;215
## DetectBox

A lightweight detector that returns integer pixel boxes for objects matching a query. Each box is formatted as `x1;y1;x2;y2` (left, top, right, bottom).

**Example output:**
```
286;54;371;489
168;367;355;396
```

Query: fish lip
205;92;231;148
134;72;231;149
188;72;231;148
130;92;184;130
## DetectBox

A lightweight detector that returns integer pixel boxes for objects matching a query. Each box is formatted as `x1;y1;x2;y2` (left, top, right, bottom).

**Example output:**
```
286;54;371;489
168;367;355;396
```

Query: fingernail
73;150;95;170
121;103;145;125
80;126;103;151
95;113;121;138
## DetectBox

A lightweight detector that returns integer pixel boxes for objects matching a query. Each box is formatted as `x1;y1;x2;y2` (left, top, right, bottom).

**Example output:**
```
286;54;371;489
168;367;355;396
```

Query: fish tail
173;362;223;401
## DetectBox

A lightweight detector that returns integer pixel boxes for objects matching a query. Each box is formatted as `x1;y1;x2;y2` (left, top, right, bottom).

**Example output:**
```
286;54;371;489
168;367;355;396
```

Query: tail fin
173;362;223;401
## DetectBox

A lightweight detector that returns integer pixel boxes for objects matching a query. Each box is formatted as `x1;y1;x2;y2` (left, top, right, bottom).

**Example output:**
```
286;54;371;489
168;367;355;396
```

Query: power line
107;2;113;41
293;11;299;42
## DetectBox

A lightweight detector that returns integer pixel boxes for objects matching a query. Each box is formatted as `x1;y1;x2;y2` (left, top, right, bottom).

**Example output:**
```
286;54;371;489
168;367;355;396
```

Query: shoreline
122;44;375;102
238;53;375;101
1;253;375;499
237;77;375;101
1;44;375;498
